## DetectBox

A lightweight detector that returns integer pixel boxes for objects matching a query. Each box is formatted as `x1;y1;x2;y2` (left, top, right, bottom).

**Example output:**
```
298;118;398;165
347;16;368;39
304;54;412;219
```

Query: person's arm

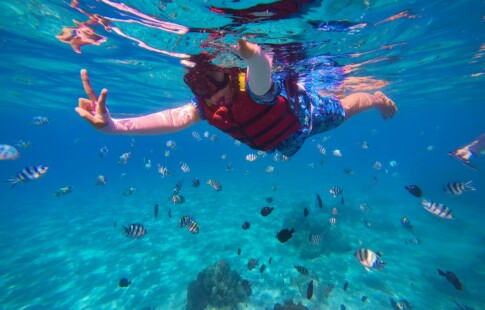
237;39;273;96
75;69;201;135
96;105;200;135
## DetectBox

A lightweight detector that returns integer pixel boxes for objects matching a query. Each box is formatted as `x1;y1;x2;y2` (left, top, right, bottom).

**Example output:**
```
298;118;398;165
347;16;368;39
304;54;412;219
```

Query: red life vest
198;72;300;151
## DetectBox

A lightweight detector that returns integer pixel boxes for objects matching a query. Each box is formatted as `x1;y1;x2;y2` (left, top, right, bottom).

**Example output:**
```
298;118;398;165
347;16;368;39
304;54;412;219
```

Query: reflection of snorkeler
449;133;485;172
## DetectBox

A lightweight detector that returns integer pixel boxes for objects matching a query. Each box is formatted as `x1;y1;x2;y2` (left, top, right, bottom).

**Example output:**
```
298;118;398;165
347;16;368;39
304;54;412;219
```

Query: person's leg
448;133;485;172
468;133;485;155
341;91;397;120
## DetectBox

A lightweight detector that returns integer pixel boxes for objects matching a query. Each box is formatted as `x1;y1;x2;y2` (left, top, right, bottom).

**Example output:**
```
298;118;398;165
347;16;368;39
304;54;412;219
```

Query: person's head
183;53;233;106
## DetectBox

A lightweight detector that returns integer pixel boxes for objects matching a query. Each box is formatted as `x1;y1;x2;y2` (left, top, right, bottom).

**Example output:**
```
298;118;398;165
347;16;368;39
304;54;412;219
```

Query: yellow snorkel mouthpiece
238;72;246;91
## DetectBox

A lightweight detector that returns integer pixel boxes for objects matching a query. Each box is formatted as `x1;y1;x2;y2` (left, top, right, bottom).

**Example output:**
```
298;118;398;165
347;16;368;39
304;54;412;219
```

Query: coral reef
274;300;309;310
186;261;251;310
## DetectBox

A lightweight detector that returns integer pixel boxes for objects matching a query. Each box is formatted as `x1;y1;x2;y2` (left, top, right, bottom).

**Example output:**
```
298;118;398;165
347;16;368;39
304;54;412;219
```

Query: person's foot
374;91;397;120
451;147;472;162
449;148;481;172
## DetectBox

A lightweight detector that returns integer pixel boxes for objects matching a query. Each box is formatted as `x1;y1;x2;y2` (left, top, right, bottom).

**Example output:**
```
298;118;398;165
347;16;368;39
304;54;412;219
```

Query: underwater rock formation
186;261;251;310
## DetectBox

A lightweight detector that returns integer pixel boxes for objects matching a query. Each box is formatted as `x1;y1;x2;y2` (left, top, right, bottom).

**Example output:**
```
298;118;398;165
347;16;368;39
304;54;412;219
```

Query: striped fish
178;215;193;227
294;265;309;275
355;248;385;271
123;223;146;239
31;116;49;125
178;215;199;234
180;162;191;173
207;179;222;191
443;181;475;195
390;298;412;310
309;233;321;245
405;236;421;245
170;194;185;204
158;164;170;177
324;283;335;298
421;199;454;220
4;165;48;188
173;179;184;195
329;186;343;197
247;258;258;271
186;220;199;234
0;144;19;160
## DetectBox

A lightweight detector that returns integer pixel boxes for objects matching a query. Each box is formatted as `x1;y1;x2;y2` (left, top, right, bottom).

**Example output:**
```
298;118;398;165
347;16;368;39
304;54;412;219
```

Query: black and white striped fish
405;236;422;245
421;199;454;220
329;186;343;197
324;283;335;298
207;179;222;191
186;220;199;234
390;298;412;310
179;215;193;227
123;223;146;239
309;233;321;245
170;194;185;204
4;165;48;188
173;179;184;195
31;116;49;126
178;215;199;234
443;181;475;195
294;265;309;275
355;248;385;271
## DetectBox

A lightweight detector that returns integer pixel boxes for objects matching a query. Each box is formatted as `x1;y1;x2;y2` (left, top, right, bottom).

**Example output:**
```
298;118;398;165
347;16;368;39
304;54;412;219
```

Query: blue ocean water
1;0;484;309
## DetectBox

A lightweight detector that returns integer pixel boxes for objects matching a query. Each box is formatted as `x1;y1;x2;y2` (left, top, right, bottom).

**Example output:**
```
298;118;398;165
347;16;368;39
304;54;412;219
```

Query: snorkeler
449;133;485;172
75;38;397;157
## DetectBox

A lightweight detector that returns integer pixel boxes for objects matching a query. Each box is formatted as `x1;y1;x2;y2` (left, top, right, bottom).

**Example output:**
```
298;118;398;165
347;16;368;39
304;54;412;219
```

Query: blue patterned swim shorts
275;90;345;157
236;78;345;157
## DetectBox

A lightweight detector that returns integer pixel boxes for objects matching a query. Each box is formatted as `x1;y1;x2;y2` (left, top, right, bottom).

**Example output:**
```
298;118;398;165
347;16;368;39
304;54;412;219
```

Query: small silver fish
95;175;107;185
405;236;421;245
118;152;131;164
99;146;109;158
122;187;136;196
53;185;73;197
31;116;49;126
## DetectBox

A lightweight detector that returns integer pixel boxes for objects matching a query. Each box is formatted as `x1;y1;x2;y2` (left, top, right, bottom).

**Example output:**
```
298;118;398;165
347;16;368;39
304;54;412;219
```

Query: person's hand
236;38;257;59
75;69;110;129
